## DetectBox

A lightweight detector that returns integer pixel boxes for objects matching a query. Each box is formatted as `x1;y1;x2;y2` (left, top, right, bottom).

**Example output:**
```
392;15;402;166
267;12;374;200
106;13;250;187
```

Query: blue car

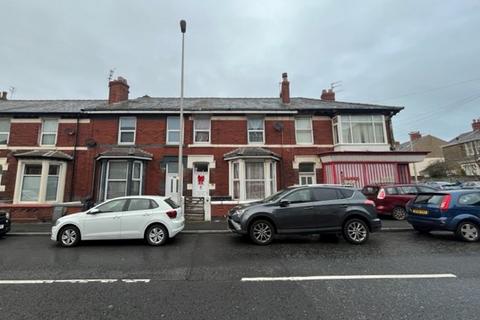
406;190;480;242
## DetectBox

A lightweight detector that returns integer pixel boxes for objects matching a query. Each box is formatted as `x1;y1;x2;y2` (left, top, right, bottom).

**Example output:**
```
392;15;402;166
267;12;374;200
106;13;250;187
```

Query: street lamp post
177;20;186;208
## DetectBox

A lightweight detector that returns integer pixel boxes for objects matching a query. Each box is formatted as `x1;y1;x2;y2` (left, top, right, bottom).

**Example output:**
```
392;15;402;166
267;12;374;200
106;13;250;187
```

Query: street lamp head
180;20;186;33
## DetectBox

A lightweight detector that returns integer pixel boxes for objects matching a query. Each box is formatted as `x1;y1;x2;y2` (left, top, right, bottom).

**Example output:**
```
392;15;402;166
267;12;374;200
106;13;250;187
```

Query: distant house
442;119;480;176
398;132;447;177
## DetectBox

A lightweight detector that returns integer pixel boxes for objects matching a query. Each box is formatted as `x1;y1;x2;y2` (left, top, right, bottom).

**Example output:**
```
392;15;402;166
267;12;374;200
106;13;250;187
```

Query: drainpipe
69;117;80;201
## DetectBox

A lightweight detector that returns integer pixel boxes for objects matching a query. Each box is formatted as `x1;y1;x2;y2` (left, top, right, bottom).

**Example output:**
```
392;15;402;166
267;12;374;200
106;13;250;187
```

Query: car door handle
142;213;152;217
303;206;314;210
113;216;120;219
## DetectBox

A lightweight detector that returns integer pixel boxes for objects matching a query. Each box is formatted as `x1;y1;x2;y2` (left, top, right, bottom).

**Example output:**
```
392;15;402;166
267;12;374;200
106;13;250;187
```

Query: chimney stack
108;77;129;104
320;89;335;101
472;119;480;131
280;72;290;104
409;131;422;142
0;91;7;100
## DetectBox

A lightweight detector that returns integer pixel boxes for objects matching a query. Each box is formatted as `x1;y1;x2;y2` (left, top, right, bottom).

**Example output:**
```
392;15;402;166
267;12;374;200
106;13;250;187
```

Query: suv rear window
362;186;379;196
312;188;339;201
414;194;444;205
338;188;354;199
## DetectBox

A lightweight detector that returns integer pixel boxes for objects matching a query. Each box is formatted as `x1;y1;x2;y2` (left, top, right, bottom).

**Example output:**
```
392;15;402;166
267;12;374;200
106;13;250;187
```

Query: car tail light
440;195;451;212
364;200;375;206
166;210;177;219
377;188;386;200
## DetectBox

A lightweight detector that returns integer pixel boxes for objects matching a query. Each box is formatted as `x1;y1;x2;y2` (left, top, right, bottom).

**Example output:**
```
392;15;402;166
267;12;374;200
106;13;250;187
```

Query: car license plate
412;209;428;215
0;224;4;229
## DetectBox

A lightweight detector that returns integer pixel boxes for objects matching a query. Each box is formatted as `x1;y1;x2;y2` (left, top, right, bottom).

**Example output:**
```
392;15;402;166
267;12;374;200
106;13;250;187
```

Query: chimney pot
108;76;130;104
280;72;290;104
0;91;7;100
472;118;480;131
320;88;335;101
409;131;422;141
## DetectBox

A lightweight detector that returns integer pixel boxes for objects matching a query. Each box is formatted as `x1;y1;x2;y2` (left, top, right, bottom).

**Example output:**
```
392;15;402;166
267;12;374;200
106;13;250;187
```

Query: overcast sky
1;0;479;142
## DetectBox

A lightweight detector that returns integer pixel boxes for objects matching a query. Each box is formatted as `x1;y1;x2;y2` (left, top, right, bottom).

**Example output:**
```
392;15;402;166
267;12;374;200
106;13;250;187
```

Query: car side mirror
279;200;290;207
88;208;100;214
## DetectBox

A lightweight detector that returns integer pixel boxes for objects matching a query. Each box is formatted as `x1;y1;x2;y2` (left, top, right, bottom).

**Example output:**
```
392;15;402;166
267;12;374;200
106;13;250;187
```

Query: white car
51;196;184;247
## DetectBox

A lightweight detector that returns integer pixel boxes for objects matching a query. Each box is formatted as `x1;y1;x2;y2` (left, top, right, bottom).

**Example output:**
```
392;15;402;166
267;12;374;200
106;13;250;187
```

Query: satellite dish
274;122;284;132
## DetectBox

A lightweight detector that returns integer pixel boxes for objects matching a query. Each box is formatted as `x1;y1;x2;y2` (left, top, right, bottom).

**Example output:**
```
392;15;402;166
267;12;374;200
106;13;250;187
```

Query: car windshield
264;188;293;202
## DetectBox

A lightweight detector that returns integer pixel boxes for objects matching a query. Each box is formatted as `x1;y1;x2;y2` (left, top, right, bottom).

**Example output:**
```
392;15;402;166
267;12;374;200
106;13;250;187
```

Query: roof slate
96;147;153;160
13;150;73;160
0;96;403;115
445;130;480;147
224;147;281;160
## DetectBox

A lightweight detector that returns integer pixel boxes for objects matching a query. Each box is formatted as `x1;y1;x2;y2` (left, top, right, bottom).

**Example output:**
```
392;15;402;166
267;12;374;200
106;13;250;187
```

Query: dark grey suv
227;185;381;245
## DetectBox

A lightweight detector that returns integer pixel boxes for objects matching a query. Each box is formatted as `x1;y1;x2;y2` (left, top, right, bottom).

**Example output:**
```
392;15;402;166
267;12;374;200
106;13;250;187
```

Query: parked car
51;196;184;247
227;185;381;245
406;190;480;242
0;211;11;237
361;184;438;220
461;181;480;189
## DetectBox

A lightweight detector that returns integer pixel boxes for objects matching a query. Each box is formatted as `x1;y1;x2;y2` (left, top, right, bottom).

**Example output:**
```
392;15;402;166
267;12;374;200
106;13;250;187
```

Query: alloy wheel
459;223;479;242
61;228;77;246
392;207;407;220
148;227;165;245
346;221;368;243
252;222;272;244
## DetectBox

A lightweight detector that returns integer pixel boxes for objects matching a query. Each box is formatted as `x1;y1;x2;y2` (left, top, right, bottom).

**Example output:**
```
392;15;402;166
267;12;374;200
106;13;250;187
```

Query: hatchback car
0;211;10;237
362;184;437;220
51;196;184;247
406;190;480;242
227;185;381;245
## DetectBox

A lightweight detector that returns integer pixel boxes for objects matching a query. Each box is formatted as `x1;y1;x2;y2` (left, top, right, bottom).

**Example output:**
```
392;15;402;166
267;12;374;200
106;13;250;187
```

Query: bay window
194;117;210;143
247;117;264;144
295;117;313;144
15;160;66;203
230;159;276;201
104;160;144;200
333;115;386;145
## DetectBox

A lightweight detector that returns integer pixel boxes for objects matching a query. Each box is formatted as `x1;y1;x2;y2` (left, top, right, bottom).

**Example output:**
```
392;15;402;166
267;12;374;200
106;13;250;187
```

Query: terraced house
0;74;425;222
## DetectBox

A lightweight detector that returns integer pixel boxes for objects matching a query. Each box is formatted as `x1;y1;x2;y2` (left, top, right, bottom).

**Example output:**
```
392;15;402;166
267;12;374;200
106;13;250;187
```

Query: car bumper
169;217;185;238
407;215;452;231
51;225;59;241
227;217;246;234
370;218;382;232
375;205;392;215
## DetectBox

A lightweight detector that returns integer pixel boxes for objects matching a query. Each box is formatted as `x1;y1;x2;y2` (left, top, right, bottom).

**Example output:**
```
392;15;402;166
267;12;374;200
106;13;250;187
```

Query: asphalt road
0;231;479;320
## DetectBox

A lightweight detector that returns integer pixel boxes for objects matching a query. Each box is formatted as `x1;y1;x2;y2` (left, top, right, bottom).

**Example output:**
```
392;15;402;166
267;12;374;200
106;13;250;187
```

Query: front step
184;196;205;221
185;213;205;222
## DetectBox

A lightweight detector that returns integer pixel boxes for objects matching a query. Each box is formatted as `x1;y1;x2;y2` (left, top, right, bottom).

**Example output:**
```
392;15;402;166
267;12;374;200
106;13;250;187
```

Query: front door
165;162;179;200
192;163;209;198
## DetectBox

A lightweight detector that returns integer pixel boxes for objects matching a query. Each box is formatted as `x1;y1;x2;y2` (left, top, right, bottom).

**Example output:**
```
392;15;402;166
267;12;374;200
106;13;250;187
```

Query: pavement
9;217;412;234
0;232;478;319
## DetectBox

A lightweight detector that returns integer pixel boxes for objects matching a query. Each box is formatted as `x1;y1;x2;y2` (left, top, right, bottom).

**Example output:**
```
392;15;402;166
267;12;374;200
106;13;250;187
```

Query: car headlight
233;209;245;217
5;212;9;220
54;218;61;226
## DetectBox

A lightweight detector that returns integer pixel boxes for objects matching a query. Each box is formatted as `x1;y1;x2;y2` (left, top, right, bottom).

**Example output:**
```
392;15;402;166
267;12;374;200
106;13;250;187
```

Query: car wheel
59;225;81;247
456;221;479;242
145;224;168;246
249;220;274;245
392;207;407;220
343;219;369;245
413;226;431;234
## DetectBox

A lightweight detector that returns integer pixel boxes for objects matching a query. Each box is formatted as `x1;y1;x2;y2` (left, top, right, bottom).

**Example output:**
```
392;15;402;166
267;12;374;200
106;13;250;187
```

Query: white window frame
247;117;265;144
229;159;276;201
167;116;180;145
298;162;316;185
104;160;129;201
193;117;211;144
13;160;67;204
118;117;137;145
40;118;58;146
332;115;387;145
131;161;143;195
0;118;10;145
295;117;313;145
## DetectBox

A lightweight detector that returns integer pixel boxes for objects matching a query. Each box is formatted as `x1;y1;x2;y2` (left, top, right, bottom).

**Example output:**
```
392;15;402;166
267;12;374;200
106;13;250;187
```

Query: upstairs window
194;117;210;143
40;119;58;145
167;116;180;144
295;117;313;144
247;117;264;144
333;115;386;145
118;117;136;144
0;118;10;145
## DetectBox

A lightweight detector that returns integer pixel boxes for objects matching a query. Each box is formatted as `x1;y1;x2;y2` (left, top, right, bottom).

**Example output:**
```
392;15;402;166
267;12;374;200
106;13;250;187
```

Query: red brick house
0;74;425;222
